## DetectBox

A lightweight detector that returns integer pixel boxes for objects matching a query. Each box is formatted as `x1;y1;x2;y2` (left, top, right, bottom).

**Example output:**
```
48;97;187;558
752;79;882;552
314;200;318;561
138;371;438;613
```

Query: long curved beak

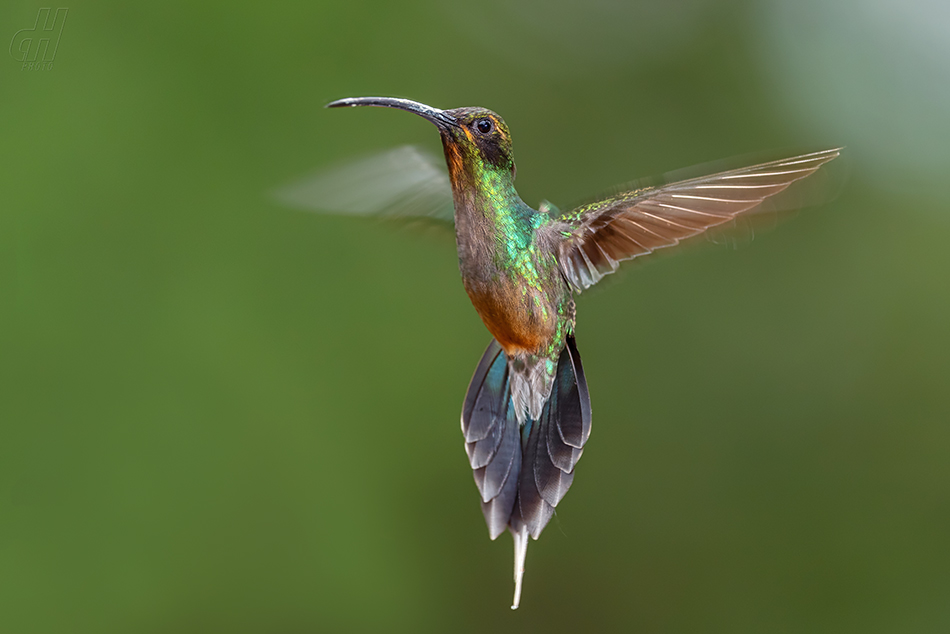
325;96;458;130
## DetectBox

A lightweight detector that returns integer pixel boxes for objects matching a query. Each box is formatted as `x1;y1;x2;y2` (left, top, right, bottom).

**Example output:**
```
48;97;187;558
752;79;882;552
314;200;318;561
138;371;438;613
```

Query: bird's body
324;96;840;609
444;119;572;421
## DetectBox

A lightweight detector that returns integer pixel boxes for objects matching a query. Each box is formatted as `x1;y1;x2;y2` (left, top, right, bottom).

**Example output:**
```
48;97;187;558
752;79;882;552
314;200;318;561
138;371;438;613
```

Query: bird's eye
475;118;493;134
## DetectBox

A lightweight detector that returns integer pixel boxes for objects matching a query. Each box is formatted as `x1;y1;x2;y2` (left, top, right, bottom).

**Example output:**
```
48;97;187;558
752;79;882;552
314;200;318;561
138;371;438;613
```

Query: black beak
325;96;458;130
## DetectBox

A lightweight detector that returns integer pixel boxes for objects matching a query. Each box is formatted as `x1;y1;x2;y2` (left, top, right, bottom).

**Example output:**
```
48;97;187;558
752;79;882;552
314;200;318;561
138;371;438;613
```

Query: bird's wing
546;148;842;292
272;145;456;223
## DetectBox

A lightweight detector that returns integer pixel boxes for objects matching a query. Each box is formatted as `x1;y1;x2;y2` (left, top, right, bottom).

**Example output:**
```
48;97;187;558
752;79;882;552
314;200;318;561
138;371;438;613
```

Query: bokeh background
2;1;949;632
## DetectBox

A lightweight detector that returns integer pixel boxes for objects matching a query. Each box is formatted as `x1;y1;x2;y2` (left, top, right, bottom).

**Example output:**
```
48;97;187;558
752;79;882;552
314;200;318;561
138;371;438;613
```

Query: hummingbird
320;96;840;609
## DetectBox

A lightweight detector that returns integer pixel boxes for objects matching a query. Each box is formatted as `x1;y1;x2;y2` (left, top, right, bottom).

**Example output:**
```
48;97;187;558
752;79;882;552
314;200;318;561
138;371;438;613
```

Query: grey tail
461;335;592;608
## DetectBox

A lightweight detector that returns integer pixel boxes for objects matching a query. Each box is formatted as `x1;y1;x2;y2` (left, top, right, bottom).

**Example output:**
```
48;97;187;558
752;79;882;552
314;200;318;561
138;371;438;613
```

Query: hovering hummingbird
311;96;840;609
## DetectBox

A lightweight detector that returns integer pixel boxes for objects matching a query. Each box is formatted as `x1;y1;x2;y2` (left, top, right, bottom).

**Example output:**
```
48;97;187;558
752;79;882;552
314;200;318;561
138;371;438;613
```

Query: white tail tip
510;525;529;609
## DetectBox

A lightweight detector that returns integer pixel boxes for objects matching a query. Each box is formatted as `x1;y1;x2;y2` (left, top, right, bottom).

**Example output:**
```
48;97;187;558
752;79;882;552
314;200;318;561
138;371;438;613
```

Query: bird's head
326;97;516;190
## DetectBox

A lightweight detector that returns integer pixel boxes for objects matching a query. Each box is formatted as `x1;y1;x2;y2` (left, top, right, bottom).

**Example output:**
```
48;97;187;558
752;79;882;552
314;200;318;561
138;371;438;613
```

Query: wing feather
550;148;842;291
273;145;455;223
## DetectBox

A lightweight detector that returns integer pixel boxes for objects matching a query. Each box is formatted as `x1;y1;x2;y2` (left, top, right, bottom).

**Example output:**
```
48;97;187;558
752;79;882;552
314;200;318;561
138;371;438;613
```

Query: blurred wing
272;145;455;223
549;148;842;291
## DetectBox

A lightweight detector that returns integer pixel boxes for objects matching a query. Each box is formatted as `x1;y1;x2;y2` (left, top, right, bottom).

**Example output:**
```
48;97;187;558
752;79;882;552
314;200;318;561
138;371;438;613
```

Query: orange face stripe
445;142;464;183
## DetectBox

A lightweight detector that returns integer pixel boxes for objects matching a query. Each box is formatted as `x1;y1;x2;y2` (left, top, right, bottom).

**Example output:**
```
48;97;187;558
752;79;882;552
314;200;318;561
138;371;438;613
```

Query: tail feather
510;525;529;610
555;338;592;450
462;340;521;539
510;335;591;537
535;415;577;508
461;341;507;443
510;427;558;538
462;335;593;606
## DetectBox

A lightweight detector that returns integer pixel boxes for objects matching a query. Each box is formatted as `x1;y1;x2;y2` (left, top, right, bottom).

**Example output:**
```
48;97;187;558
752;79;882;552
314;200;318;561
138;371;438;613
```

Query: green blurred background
2;1;949;632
